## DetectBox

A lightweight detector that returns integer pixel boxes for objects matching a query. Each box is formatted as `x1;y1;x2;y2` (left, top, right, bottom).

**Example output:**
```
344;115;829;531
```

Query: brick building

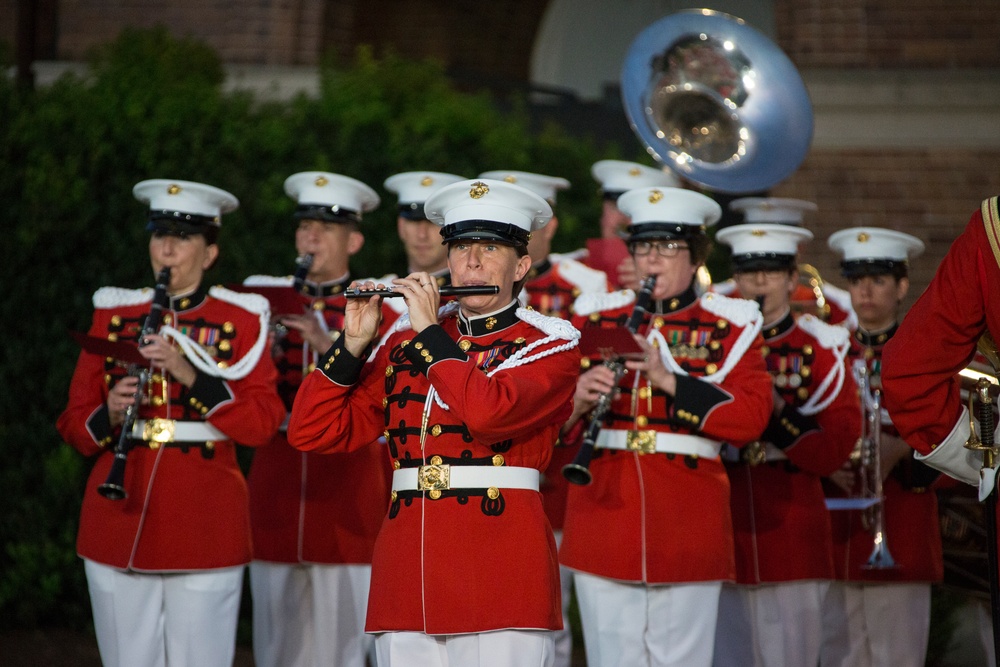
3;0;1000;303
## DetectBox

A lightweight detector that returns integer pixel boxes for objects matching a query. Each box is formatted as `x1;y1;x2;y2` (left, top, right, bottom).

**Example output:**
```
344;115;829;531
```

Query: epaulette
209;285;270;317
553;257;608;295
549;247;589;262
821;282;858;329
572;289;636;316
243;274;293;287
700;292;761;328
516;308;581;342
93;286;154;309
709;279;737;297
797;313;850;351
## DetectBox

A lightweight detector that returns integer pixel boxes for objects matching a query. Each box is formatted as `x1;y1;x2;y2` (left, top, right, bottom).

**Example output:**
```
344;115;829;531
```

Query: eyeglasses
630;240;689;257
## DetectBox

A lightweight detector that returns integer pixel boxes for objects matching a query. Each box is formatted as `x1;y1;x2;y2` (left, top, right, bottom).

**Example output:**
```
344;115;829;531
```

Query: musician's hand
615;256;640;292
569;365;619;426
107;375;141;427
139;334;197;387
880;433;912;482
772;388;787;416
625;334;676;395
827;465;858;494
344;280;384;357
395;272;439;333
279;313;332;356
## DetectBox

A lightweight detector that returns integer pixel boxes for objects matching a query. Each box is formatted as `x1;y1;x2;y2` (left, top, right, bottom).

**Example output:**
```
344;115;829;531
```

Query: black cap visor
440;220;530;247
731;252;797;273
840;259;906;279
293;204;362;225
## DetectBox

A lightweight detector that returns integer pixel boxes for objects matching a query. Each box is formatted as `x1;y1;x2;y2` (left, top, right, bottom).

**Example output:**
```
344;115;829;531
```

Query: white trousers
83;559;244;667
713;581;828;667
819;581;930;667
374;629;555;667
574;571;722;667
249;561;373;667
552;530;574;667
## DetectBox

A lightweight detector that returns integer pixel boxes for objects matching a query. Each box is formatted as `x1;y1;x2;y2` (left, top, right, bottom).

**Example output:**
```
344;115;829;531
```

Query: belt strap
131;418;227;443
391;465;540;492
719;442;789;464
595;430;721;459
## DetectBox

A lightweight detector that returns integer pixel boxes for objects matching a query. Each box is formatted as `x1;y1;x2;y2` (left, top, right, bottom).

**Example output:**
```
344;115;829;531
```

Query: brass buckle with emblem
417;463;451;499
742;441;767;466
626;429;657;455
142;418;176;447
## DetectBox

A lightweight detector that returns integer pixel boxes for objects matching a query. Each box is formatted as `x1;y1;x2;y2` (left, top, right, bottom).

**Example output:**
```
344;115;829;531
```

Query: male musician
713;197;857;328
587;159;680;288
56;179;285;667
384;170;466;283
244;171;398;667
480;168;609;667
820;227;940;667
882;196;1000;665
559;186;774;667
711;220;859;667
287;178;582;667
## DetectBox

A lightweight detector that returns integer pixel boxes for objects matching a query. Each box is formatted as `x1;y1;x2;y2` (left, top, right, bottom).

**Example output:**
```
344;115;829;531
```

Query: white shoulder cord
158;306;269;381
799;337;849;416
647;309;763;385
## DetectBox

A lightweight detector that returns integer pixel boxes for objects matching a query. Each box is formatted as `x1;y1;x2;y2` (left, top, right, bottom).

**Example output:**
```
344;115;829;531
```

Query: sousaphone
621;9;813;194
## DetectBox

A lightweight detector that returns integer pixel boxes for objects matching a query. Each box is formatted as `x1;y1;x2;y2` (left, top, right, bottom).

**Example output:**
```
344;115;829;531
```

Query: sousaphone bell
621;9;813;194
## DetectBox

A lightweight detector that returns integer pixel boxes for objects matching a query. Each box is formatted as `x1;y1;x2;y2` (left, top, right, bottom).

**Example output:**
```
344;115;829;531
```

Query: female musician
287;179;581;667
56;179;285;667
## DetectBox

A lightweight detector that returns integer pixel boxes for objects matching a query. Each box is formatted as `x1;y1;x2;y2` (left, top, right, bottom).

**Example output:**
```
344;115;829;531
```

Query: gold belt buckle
626;429;657;455
143;418;176;445
417;463;451;499
742;441;767;466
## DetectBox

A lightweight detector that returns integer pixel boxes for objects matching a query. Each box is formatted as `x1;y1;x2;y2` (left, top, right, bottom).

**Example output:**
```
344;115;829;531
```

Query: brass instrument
853;359;896;569
98;266;171;500
620;9;813;194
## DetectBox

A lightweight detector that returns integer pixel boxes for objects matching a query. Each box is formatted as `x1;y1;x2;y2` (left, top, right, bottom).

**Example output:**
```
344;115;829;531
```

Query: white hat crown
384;171;466;204
730;197;818;225
424;179;553;243
828;227;925;262
284;171;379;214
616;187;722;228
133;179;238;223
591;160;680;192
716;223;814;256
477;170;570;204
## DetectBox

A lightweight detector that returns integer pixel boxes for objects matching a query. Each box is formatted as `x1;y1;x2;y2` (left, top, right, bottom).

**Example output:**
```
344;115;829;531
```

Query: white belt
391;465;540;493
719;442;789;464
132;418;227;443
595;430;721;459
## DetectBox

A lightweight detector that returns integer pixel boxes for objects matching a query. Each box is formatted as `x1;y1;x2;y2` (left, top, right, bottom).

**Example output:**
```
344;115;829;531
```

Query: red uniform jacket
711;279;857;329
287;301;581;634
57;285;285;571
726;312;858;584
244;274;399;565
827;325;944;583
560;287;773;584
523;255;609;531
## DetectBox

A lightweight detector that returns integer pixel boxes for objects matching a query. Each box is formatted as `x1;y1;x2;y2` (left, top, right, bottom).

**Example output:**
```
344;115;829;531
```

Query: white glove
914;405;1000;500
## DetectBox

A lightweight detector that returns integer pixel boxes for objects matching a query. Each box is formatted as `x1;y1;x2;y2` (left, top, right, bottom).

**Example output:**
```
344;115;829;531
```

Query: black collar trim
457;301;521;336
855;322;898;347
763;311;796;340
168;287;207;311
650;286;697;314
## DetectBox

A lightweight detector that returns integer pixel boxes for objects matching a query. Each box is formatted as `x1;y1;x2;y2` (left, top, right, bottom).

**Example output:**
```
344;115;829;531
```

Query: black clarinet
292;253;314;293
97;267;172;500
562;275;657;485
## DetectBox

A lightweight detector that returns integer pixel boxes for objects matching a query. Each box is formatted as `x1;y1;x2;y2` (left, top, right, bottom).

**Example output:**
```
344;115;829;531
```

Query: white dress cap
716;223;813;270
284;172;379;223
133;179;239;225
730;197;818;225
424;179;553;246
828;227;925;263
478;170;570;204
384;171;466;205
591;159;680;194
618;187;721;225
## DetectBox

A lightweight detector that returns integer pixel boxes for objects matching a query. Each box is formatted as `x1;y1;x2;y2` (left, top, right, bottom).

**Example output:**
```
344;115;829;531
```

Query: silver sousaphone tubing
621;9;813;194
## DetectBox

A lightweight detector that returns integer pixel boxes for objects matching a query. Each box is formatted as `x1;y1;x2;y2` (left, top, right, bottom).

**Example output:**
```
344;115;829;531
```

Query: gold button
428;489;442;500
709;341;720;350
801;366;811;378
383;429;390;440
797;388;809;400
425;355;433;362
393;460;401;469
653;317;665;329
219;340;231;352
104;374;112;384
152;396;164;406
223;322;235;333
217;361;229;369
414;342;424;350
514;337;525;344
580;358;591;369
111;315;122;326
149;441;161;450
459;340;472;351
430;455;443;465
668;299;679;310
163;314;172;325
401;339;410;347
312;301;325;311
761;345;770;356
492;454;504;466
803;345;813;356
333;348;340;357
107;333;118;342
391;490;398;503
431;424;442;437
382;397;388;408
716;320;727;329
487;487;500;500
692;415;700;424
205;441;215;450
705;363;718;374
589;313;600;322
180;298;191;309
385;366;394;377
636;415;648;427
638;386;650;400
307;363;316;373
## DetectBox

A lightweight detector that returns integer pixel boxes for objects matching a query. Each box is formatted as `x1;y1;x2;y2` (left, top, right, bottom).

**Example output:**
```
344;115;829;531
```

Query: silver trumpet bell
621;9;813;194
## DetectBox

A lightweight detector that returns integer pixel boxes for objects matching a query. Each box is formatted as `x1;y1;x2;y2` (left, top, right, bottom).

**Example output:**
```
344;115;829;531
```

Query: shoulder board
517;308;581;341
797;313;850;350
93;286;153;309
553;257;609;295
699;292;761;327
208;285;270;316
983;196;1000;271
572;289;636;316
243;274;293;287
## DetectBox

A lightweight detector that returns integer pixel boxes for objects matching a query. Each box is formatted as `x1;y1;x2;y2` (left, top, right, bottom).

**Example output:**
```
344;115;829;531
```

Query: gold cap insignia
503;175;517;183
751;229;766;236
315;176;328;187
469;181;489;199
857;232;870;242
421;176;434;186
629;167;641;176
485;316;497;330
167;184;181;195
648;189;663;203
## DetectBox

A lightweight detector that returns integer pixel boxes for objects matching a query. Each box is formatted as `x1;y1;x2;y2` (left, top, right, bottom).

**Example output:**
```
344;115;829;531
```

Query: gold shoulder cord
983;196;1000;271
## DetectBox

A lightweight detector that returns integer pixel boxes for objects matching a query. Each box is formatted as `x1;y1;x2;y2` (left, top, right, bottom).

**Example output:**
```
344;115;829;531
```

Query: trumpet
345;285;499;299
852;359;897;570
